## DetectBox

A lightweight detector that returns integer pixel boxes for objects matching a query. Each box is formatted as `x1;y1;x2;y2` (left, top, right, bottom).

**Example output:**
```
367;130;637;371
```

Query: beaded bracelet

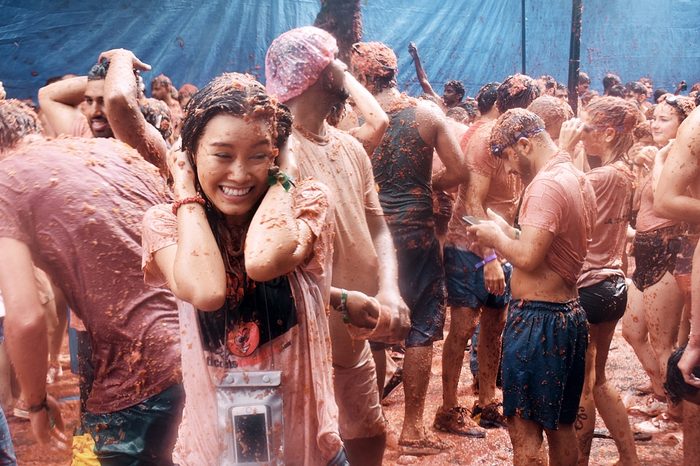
338;289;350;324
267;166;296;192
172;195;206;215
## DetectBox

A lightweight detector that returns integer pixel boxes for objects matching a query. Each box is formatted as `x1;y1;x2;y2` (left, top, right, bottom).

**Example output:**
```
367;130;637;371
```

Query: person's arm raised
244;145;317;282
153;147;226;311
99;48;167;174
344;68;389;155
37;76;86;136
408;42;439;101
419;102;469;190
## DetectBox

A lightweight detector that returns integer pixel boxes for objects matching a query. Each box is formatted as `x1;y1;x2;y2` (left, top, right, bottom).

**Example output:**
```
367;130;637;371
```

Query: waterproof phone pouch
216;370;284;465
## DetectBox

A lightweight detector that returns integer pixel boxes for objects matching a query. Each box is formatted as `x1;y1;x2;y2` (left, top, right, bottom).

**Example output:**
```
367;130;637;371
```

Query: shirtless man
407;42;464;111
38;48;166;173
151;74;184;140
469;108;596;465
350;41;468;455
266;27;410;466
654;106;700;465
0;99;182;464
437;76;540;437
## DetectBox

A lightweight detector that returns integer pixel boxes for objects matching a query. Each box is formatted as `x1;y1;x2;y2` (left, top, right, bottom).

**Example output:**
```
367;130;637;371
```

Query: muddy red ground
7;323;684;465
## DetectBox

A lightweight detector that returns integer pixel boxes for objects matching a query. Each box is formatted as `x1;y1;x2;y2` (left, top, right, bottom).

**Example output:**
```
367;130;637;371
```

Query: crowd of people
0;23;699;466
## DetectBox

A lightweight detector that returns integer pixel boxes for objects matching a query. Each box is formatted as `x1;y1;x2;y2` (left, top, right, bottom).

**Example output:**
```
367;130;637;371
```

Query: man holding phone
468;108;595;465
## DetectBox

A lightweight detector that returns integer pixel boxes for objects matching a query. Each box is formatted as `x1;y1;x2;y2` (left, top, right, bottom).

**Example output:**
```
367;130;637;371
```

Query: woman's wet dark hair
180;72;292;165
664;345;700;405
179;73;294;270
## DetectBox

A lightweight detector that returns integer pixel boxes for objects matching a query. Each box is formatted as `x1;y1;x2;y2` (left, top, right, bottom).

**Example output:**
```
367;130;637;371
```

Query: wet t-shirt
446;120;522;250
0;137;180;413
518;151;597;287
293;126;383;295
372;105;436;247
578;161;635;288
142;180;342;465
635;175;678;233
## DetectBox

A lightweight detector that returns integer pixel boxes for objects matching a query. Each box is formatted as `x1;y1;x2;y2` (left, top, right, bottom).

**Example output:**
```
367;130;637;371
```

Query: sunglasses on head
491;127;545;156
664;94;682;110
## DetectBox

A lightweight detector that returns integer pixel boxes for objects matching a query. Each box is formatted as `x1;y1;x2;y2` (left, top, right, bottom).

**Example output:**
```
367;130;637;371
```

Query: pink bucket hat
265;26;338;103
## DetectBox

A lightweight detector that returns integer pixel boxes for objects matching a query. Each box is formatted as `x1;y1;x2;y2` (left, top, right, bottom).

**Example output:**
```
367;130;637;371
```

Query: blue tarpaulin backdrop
1;0;699;100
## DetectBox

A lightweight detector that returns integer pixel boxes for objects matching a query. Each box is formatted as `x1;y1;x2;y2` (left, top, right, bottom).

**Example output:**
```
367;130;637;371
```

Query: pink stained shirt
142;179;342;466
518;151;597;287
578;160;635;288
0;137;180;413
446;119;522;251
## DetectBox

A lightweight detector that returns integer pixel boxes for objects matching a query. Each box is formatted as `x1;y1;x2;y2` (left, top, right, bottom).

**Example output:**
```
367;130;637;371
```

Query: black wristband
27;395;49;413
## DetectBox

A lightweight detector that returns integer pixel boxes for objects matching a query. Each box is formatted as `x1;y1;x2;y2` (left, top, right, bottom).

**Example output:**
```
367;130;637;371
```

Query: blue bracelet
475;253;498;270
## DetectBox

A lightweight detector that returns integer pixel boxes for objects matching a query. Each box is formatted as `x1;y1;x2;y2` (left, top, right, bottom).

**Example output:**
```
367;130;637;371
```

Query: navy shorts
502;299;588;430
396;237;447;347
579;276;627;325
444;247;512;309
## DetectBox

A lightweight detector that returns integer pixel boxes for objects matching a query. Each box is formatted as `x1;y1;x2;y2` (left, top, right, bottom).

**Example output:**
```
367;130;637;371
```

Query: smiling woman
141;73;346;465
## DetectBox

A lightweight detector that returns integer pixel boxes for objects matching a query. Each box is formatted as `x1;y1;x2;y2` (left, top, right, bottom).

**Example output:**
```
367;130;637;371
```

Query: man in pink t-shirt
469;108;596;465
0;100;182;463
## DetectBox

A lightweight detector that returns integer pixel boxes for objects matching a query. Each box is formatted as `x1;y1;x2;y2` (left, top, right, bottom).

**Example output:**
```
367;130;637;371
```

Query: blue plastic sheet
1;0;698;101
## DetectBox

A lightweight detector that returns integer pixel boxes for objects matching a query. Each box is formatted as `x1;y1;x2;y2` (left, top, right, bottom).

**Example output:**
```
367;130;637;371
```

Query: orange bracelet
172;196;206;215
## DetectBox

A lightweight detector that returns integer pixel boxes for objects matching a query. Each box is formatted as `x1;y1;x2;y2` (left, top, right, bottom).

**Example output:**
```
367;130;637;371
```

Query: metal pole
567;0;583;114
521;0;526;74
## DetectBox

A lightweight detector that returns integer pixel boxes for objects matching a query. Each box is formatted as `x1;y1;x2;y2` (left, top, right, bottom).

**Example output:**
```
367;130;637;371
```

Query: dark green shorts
83;383;184;466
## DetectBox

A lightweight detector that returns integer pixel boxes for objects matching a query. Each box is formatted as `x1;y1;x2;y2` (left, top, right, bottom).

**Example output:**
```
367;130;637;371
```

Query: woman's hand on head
168;144;198;198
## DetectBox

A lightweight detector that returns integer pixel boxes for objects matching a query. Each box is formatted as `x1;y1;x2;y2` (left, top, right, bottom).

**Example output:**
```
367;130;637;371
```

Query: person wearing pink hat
267;26;410;466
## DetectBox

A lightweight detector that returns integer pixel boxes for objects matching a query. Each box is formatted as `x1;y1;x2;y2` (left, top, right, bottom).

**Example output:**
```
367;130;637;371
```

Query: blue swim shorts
502;299;588;430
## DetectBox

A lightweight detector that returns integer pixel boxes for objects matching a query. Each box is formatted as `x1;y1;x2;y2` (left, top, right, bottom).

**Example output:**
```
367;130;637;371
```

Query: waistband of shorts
636;224;682;241
510;298;581;313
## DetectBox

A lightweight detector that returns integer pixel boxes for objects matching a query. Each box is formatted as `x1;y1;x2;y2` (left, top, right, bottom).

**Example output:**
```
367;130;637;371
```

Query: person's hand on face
559;117;585;153
97;49;152;73
28;395;69;453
